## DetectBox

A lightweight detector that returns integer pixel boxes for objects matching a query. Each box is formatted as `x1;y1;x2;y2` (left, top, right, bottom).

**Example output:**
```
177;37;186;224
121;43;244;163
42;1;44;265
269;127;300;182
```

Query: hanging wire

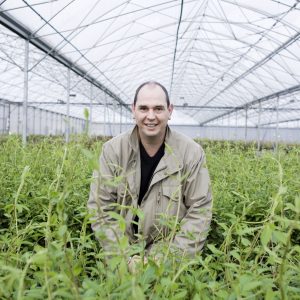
170;0;184;95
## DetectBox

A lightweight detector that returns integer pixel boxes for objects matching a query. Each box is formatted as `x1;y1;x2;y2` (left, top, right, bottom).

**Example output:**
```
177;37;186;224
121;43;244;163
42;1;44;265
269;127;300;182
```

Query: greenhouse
0;1;300;299
0;0;300;143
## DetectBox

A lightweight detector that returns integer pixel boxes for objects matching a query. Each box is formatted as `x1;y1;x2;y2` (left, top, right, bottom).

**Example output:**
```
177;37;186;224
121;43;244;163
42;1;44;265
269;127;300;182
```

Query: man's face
132;84;173;141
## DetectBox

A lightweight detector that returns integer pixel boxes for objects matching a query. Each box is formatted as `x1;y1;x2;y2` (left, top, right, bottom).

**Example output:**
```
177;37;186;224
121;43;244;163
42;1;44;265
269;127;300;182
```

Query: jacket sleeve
87;142;123;252
172;149;212;256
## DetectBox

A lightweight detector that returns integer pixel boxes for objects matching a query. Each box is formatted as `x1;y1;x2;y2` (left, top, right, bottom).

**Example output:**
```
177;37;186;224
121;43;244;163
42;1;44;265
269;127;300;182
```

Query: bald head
133;81;170;107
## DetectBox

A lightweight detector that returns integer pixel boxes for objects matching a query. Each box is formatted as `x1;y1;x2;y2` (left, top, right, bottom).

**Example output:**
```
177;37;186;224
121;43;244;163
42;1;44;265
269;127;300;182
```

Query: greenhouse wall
0;102;86;136
1;102;299;143
91;123;300;144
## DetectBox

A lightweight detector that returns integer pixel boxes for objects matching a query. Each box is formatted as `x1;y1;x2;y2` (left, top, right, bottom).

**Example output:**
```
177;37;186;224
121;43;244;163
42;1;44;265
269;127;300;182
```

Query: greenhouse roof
0;0;300;127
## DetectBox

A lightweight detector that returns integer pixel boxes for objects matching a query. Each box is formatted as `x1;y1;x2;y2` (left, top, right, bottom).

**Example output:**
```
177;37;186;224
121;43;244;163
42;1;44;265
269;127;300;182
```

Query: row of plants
0;135;299;299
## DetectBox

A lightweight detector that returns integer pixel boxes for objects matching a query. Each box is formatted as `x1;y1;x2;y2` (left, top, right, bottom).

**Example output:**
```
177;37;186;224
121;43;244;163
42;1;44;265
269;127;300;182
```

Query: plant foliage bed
0;135;299;299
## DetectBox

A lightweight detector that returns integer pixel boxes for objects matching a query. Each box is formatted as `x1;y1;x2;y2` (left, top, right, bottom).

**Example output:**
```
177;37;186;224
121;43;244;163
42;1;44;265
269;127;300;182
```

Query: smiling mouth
145;124;157;128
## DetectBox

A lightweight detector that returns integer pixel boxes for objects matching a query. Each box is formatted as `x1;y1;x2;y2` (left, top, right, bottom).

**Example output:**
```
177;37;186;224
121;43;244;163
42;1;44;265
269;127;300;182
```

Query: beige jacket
88;126;212;256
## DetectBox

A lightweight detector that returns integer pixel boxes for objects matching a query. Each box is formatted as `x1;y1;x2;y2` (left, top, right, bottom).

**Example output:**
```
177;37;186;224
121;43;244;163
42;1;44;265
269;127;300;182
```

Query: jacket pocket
158;184;185;220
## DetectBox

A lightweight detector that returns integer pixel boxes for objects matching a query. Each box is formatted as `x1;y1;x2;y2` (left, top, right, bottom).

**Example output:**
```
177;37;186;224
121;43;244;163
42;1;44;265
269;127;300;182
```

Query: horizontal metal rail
200;84;300;125
1;98;300;112
0;10;129;110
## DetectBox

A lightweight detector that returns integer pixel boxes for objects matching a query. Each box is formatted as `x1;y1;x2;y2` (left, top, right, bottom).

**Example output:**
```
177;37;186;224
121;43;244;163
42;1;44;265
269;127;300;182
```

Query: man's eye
139;107;148;112
154;107;163;112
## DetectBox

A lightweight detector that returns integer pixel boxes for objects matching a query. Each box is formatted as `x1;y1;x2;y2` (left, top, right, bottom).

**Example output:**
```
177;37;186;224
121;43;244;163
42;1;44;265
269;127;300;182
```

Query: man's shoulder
167;129;205;165
169;129;203;152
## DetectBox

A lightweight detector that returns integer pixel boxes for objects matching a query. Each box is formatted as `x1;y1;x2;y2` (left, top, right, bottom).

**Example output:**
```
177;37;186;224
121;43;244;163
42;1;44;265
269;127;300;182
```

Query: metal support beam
39;108;42;134
261;117;300;126
245;107;248;141
0;10;129;111
66;68;70;142
275;97;279;151
257;101;261;150
120;104;122;133
113;102;116;136
33;107;35;135
200;84;300;125
22;39;29;146
89;82;93;136
2;99;300;113
196;30;300;107
7;104;10;133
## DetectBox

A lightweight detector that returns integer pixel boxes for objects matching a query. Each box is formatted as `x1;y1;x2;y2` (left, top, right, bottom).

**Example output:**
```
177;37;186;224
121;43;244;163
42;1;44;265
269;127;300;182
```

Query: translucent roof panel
0;0;300;127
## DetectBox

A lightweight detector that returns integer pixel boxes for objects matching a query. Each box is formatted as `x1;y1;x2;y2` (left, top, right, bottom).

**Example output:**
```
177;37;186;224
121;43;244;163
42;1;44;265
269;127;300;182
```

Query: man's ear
168;104;174;118
131;104;135;119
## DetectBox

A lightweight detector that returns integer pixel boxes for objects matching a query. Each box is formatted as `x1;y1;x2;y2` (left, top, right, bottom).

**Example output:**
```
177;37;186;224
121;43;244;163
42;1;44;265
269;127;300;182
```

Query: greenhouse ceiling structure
0;0;300;142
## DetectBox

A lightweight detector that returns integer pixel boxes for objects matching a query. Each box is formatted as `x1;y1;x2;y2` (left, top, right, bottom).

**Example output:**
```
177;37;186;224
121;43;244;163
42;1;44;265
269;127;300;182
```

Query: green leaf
242;281;261;292
31;251;48;265
230;249;241;261
58;225;67;237
207;244;223;255
272;230;288;244
265;288;277;300
108;211;123;221
132;285;145;300
261;223;273;247
295;196;300;214
73;263;82;276
119;235;129;250
173;289;187;299
241;237;251;246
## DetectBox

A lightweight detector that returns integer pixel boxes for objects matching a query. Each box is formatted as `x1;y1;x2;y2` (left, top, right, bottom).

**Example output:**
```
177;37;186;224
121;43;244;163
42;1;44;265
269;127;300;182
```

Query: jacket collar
129;125;172;152
128;125;182;178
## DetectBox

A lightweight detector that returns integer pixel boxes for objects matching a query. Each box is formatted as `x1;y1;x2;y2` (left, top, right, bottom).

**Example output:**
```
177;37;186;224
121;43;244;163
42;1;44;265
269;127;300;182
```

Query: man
88;81;212;267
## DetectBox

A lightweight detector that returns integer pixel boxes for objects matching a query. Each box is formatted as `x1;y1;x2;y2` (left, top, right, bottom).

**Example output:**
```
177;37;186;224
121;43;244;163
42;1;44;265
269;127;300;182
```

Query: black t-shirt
133;141;165;233
138;141;165;205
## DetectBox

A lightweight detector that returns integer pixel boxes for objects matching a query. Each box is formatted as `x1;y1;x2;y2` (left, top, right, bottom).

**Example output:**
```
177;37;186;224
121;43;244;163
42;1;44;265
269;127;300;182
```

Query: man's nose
147;109;155;119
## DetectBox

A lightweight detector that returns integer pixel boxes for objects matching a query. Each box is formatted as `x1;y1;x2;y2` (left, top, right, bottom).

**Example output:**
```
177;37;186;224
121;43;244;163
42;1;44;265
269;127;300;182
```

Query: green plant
0;136;299;299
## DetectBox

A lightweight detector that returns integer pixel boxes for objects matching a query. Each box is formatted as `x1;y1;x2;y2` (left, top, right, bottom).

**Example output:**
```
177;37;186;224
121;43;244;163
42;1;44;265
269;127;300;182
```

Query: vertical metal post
51;111;54;135
39;108;42;135
45;110;48;135
7;104;11;133
55;113;58;135
221;117;224;140
54;113;57;135
275;96;279;152
2;103;6;134
90;82;93;136
245;107;248;142
57;113;60;135
120;104;122;133
60;113;63;135
125;108;128;131
104;95;107;136
32;107;35;135
235;110;238;141
113;102;116;136
22;39;29;146
257;101;261;151
227;115;230;140
66;68;71;142
17;104;20;134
